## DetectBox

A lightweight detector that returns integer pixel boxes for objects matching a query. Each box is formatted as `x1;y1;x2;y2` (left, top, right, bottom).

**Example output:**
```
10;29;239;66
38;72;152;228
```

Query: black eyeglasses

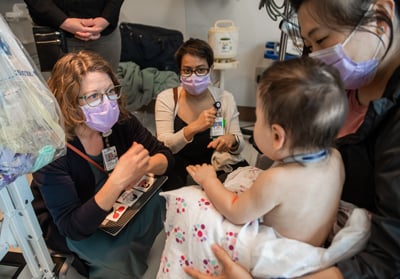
78;85;122;107
180;67;210;77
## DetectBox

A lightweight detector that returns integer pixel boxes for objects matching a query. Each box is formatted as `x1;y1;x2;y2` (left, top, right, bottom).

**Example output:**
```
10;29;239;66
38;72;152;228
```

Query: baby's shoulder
327;148;345;173
328;147;342;160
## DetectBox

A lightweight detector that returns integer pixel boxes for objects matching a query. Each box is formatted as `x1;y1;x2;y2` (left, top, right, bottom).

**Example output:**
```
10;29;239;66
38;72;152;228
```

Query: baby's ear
271;124;286;150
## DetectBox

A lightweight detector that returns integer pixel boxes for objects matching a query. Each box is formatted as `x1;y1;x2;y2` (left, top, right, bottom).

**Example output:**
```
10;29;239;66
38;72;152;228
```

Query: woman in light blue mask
155;38;248;190
184;0;400;278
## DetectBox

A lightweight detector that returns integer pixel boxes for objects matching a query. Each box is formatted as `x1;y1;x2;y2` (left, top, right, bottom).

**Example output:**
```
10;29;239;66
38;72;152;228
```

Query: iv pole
0;176;56;278
278;0;290;61
259;0;292;61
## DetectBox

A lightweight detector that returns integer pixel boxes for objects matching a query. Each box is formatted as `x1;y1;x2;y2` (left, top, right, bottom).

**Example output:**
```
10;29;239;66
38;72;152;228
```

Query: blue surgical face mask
310;16;383;89
180;74;211;96
81;97;120;133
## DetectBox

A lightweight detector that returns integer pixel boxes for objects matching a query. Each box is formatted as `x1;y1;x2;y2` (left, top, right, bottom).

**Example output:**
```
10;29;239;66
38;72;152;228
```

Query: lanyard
280;149;328;164
67;143;108;174
67;131;117;174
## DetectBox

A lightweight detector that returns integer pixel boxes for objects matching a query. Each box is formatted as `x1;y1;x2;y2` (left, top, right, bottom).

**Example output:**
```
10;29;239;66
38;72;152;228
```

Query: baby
158;57;370;278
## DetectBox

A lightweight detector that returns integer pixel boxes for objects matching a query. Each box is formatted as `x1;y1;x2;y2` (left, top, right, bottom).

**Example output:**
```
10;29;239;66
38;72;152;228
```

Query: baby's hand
186;163;217;185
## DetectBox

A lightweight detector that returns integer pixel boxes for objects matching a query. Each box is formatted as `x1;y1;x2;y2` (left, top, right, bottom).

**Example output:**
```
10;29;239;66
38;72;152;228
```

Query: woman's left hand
208;134;237;152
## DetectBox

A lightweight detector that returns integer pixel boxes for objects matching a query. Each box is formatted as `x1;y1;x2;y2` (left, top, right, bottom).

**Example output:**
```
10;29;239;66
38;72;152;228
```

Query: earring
377;26;385;35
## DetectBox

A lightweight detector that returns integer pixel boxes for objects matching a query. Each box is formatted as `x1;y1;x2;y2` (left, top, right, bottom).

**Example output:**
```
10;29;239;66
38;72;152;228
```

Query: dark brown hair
48;50;130;140
258;57;347;151
175;38;214;69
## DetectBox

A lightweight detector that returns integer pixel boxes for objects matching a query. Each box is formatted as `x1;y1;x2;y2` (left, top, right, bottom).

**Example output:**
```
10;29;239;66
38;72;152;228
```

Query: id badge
102;146;118;172
210;116;225;139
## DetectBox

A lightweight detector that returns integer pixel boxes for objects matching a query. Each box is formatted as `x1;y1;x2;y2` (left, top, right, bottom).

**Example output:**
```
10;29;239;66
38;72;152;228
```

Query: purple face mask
81;97;120;133
309;8;382;90
310;43;380;89
181;74;211;96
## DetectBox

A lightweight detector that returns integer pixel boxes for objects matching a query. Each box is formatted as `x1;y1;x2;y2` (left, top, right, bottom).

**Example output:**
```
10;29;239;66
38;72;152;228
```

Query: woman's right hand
184;107;217;141
194;107;217;132
109;142;149;191
95;142;150;211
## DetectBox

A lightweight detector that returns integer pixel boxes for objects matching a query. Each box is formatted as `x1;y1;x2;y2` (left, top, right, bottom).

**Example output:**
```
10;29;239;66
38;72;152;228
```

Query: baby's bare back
261;149;344;247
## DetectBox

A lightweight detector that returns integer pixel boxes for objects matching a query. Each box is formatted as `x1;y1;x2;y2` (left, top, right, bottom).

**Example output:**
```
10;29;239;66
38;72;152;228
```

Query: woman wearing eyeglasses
155;38;248;190
30;50;174;279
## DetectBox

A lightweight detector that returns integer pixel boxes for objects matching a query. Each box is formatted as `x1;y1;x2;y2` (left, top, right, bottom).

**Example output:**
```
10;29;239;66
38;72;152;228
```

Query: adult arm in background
99;0;124;32
155;88;216;154
24;0;68;28
24;0;95;37
73;0;124;40
24;0;123;40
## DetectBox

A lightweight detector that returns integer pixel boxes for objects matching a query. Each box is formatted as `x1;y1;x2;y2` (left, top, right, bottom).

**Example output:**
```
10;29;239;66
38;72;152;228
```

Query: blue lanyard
280;149;328;164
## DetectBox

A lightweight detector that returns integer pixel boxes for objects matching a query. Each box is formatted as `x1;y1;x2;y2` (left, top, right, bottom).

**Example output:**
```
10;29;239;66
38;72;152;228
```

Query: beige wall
120;0;186;33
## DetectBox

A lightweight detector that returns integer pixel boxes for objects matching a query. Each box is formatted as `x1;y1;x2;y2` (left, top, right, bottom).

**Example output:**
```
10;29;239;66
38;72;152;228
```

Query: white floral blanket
157;166;370;279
